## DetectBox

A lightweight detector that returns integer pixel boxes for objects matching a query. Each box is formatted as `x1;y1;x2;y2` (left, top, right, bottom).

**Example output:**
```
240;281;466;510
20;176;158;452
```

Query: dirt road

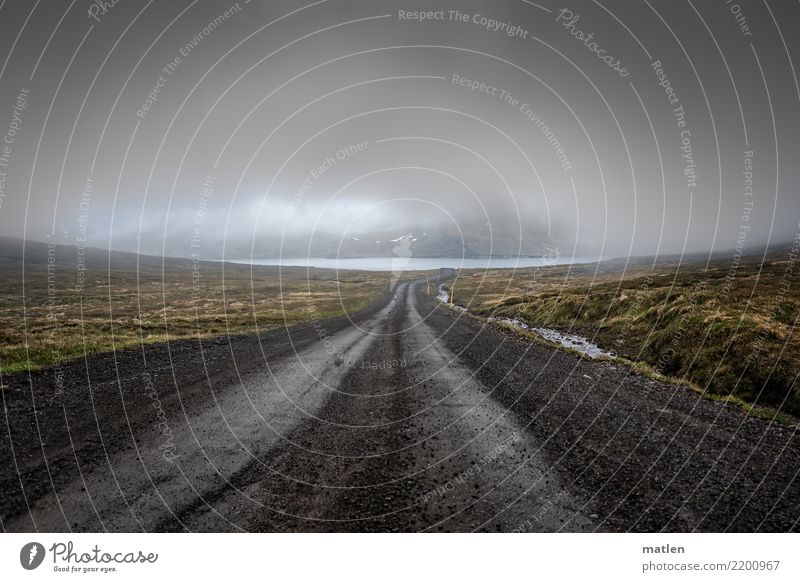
2;282;798;531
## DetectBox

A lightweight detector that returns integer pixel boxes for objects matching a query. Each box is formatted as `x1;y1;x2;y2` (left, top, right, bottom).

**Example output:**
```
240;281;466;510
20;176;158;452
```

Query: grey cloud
0;0;797;260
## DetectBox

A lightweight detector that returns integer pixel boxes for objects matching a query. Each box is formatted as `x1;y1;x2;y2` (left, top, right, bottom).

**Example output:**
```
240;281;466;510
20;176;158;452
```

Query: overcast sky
0;0;798;259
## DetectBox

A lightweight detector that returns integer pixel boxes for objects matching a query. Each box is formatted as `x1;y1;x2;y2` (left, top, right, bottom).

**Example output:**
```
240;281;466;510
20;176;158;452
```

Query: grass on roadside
444;247;800;418
0;244;392;373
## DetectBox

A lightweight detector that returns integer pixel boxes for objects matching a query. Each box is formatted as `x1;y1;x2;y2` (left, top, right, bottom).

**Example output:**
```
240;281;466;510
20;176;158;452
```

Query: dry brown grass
445;246;800;414
0;241;393;373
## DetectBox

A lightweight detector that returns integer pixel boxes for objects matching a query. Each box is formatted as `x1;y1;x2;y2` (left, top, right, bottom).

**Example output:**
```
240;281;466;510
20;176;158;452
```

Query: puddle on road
436;284;467;312
489;317;615;359
435;285;613;359
436;284;450;303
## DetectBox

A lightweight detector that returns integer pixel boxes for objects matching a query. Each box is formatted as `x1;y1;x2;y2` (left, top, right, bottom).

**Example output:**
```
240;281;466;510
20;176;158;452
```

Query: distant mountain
0;235;193;273
236;226;555;259
3;235;797;269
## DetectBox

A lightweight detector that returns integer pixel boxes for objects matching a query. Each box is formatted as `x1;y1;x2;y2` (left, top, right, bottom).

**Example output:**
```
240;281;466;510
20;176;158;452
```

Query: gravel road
2;281;798;532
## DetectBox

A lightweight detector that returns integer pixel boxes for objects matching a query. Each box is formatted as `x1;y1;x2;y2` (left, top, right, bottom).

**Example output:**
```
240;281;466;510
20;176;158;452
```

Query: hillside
446;242;800;416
